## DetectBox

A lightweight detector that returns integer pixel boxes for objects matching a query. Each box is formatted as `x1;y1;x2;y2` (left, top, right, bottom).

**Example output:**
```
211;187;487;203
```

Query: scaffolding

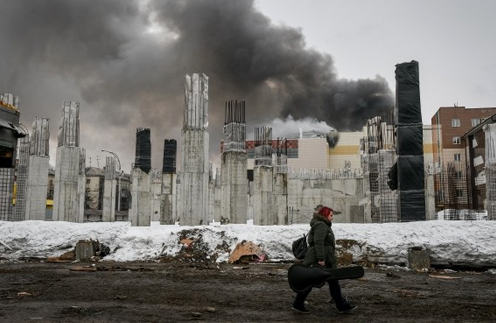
378;150;398;222
361;116;399;223
12;136;30;221
433;162;471;219
0;168;14;220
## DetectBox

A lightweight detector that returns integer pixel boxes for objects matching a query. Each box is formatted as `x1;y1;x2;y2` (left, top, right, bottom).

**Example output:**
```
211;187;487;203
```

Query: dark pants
293;280;346;310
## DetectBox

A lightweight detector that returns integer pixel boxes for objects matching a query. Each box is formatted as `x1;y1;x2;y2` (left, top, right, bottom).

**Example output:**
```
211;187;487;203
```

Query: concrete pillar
179;73;210;226
212;169;222;223
53;146;85;222
26;155;50;220
102;156;116;222
274;172;288;225
287;177;299;224
25;118;50;221
221;100;247;224
129;168;152;226
424;171;436;220
151;169;162;222
221;152;248;224
253;166;274;225
77;150;86;223
160;173;177;224
53;102;85;223
207;168;216;223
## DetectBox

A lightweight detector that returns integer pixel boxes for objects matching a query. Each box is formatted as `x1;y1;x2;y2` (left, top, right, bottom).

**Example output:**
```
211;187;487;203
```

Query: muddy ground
0;260;495;323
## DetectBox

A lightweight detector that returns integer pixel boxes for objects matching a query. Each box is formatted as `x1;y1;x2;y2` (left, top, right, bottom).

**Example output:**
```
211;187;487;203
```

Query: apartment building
431;106;496;211
431;106;496;166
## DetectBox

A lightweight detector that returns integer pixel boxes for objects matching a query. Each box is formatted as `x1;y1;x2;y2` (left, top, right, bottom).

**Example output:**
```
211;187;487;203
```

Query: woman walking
292;206;356;314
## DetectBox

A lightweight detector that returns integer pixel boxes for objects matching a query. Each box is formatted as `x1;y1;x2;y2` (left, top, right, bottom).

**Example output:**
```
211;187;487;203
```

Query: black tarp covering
396;126;423;156
397;155;425;191
135;128;151;174
395;60;425;221
162;139;177;174
397;190;426;222
396;84;422;125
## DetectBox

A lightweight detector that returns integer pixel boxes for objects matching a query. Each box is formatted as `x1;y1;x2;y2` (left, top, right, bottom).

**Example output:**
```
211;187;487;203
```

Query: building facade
431;106;496;212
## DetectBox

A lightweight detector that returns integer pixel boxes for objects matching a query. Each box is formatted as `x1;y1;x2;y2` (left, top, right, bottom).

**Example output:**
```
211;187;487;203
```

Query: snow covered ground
1;220;495;270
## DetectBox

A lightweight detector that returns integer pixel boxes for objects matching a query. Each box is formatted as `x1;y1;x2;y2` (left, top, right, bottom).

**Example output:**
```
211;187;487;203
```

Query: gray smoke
0;0;393;170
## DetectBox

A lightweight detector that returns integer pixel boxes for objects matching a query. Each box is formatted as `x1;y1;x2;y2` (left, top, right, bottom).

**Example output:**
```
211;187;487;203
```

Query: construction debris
228;241;266;264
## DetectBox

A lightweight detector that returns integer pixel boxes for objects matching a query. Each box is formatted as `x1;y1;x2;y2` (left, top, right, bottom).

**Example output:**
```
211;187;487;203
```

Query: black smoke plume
0;0;393;169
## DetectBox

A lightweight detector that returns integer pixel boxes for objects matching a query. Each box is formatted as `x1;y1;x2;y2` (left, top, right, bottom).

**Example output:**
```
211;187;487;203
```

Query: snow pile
0;220;495;268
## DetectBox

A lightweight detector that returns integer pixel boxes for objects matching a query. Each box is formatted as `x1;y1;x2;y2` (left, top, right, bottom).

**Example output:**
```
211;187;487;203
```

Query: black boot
328;280;357;313
292;290;311;314
338;299;357;313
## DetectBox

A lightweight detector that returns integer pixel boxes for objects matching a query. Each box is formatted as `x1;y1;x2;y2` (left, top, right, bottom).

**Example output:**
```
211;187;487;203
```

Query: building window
451;119;461;127
456;189;463;197
454;153;461;161
471;118;480;127
452;136;461;144
456;171;462;179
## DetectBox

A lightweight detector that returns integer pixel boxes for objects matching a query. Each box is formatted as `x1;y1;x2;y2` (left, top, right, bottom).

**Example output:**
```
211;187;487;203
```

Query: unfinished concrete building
25;118;50;220
179;73;210;225
0;93;27;221
220;100;248;224
53;101;86;222
66;64;449;226
129;128;152;226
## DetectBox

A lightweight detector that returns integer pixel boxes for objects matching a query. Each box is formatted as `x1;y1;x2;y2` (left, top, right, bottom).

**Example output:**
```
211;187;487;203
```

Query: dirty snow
0;220;495;271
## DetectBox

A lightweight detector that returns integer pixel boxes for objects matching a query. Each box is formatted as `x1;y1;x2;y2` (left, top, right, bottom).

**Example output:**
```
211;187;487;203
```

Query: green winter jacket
302;214;337;269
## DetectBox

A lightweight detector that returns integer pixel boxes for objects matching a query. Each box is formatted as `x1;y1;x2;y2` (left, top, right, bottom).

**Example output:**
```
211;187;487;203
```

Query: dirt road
0;261;495;322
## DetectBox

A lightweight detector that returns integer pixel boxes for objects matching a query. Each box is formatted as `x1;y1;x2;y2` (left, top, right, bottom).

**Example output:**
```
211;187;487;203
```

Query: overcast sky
1;0;495;171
